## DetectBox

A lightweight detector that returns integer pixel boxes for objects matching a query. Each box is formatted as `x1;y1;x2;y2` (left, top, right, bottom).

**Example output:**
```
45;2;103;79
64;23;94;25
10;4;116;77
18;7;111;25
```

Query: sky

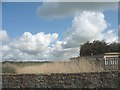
0;2;119;61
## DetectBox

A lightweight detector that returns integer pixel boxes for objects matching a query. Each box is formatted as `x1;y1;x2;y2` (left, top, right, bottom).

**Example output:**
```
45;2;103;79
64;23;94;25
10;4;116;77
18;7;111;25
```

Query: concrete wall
2;71;119;89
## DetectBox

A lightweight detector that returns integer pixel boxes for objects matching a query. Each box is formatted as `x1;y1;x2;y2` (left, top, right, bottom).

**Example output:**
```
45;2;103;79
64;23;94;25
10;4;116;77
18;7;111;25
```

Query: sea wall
2;71;119;89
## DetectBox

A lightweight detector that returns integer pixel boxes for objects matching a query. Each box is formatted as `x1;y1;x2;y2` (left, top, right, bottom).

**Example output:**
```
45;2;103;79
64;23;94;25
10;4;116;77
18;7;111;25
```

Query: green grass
2;65;16;73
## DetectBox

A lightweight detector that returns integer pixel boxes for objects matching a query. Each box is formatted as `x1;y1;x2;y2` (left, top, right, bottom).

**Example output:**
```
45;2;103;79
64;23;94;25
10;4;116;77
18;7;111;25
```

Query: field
2;57;104;74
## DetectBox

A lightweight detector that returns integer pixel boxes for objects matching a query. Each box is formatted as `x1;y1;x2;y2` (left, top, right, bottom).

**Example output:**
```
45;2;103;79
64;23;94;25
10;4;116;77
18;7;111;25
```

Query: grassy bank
2;58;104;74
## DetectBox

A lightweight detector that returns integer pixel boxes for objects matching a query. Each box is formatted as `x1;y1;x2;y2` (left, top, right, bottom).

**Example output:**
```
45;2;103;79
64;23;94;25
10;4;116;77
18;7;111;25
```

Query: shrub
2;65;16;73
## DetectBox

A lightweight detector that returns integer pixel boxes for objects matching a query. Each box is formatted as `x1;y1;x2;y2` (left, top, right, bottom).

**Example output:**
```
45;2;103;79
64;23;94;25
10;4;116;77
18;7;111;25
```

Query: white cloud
96;30;118;43
37;2;117;19
0;30;8;41
1;31;80;61
10;32;58;55
1;10;118;61
62;11;118;48
50;47;79;60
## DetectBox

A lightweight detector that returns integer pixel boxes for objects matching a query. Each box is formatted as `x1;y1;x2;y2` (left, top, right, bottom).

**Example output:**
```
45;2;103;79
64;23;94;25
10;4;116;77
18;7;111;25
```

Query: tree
80;40;120;56
80;41;93;56
107;42;120;52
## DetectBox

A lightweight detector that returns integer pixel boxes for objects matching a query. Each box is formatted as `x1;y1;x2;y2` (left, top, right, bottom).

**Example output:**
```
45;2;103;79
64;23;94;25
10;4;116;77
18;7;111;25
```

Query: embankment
2;71;119;88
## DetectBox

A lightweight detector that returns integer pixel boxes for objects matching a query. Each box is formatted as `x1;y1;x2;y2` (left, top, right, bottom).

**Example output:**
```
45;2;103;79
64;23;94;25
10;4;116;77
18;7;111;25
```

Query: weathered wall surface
2;71;119;89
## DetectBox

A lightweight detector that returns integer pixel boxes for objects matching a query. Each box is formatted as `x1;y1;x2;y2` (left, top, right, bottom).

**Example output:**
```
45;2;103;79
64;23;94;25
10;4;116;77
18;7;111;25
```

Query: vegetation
3;40;119;74
80;40;120;56
2;64;16;73
2;58;104;74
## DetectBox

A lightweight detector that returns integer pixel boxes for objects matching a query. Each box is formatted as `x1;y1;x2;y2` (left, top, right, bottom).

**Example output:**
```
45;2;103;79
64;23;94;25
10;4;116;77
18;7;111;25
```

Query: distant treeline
80;40;120;56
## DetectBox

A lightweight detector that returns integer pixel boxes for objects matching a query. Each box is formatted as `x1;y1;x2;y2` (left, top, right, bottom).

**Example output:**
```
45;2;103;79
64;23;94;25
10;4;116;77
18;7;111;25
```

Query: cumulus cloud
37;2;117;19
0;30;8;41
1;11;118;61
10;32;58;55
1;9;118;61
1;31;79;61
96;30;118;43
62;11;118;48
50;41;79;60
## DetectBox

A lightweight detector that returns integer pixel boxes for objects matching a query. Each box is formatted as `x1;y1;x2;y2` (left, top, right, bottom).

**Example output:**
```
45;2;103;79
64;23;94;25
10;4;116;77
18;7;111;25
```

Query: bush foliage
2;65;16;73
80;40;120;56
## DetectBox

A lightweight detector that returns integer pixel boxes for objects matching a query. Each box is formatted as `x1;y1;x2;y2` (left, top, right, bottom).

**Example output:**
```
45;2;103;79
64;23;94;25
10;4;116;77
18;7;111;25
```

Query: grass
2;64;16;73
2;57;104;74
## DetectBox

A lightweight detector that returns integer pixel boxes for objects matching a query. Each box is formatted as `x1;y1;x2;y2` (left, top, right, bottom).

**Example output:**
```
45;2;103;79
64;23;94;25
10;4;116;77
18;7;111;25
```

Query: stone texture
2;71;119;89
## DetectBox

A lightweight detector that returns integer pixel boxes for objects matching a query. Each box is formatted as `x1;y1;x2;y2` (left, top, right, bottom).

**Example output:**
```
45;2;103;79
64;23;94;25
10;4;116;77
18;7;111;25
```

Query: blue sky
2;2;118;39
2;2;73;40
104;10;118;29
1;2;119;61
